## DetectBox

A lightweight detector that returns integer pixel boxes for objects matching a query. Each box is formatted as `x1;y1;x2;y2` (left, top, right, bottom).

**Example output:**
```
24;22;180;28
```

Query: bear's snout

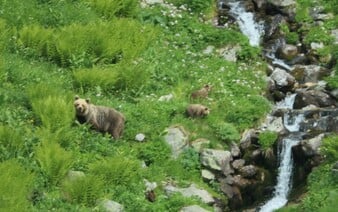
74;103;86;114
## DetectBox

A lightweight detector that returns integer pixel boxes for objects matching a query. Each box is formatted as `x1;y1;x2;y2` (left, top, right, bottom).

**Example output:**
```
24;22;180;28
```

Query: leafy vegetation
0;0;336;211
258;130;278;151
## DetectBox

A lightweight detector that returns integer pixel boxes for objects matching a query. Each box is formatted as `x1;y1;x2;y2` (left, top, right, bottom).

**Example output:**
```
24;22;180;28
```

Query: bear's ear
75;95;79;100
86;98;90;103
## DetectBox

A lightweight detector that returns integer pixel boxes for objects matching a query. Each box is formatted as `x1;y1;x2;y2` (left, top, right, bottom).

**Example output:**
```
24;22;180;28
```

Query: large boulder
163;126;189;159
294;90;336;109
200;149;233;174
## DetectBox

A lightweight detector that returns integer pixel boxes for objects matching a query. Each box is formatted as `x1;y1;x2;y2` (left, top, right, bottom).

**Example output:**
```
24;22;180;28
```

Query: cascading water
259;137;300;212
228;2;264;46
226;2;304;211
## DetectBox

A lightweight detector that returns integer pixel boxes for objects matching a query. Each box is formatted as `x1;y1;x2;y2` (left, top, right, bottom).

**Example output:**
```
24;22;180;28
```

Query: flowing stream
227;2;302;211
228;1;264;46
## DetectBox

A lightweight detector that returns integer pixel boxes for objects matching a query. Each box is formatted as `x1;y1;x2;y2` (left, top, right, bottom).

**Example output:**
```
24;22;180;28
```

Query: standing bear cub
186;104;210;118
74;95;125;139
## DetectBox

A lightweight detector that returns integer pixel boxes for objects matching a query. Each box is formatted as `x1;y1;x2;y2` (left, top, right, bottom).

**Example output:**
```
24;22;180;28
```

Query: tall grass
0;160;34;211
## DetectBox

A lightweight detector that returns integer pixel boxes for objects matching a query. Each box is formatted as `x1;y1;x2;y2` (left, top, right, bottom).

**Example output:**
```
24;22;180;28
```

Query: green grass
0;0;336;211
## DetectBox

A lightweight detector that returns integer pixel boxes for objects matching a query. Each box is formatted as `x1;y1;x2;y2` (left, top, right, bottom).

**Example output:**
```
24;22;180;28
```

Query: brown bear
190;84;212;100
74;95;125;139
186;104;210;118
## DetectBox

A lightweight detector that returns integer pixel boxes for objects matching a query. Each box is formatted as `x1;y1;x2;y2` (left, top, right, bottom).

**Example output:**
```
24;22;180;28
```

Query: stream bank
212;0;338;210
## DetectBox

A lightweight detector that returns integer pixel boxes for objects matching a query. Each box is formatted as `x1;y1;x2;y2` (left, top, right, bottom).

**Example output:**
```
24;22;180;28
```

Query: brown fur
186;104;210;118
190;84;212;100
74;95;125;139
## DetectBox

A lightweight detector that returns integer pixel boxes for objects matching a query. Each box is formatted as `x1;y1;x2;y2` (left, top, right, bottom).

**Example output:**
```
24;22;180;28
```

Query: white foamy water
259;137;300;212
229;2;264;46
276;93;296;109
284;112;304;132
265;52;292;71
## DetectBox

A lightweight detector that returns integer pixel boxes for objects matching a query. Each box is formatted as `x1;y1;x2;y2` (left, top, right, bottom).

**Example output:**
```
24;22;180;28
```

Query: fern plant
73;66;119;91
0;160;34;211
17;24;54;58
0;125;24;161
88;0;139;19
62;174;105;207
35;141;74;186
88;156;142;187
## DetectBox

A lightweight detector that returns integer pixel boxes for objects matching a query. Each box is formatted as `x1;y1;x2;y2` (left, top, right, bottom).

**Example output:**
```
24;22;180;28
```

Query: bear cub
74;95;125;139
190;84;212;100
186;104;210;118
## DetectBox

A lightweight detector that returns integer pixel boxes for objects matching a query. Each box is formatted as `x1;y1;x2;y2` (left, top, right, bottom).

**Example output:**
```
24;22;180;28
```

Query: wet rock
278;44;298;61
232;175;252;188
232;159;246;170
330;89;338;99
261;116;285;134
266;0;296;18
240;129;258;150
270;67;295;91
294;90;336;109
239;165;258;178
291;65;330;83
220;184;243;210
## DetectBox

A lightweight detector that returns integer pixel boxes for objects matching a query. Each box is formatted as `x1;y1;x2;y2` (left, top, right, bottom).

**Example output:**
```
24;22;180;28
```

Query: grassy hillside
0;0;336;211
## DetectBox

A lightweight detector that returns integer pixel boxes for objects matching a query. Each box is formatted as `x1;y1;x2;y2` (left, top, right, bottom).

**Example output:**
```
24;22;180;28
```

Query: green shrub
178;148;201;173
321;135;338;162
35;141;74;186
211;122;240;142
300;164;337;211
17;24;54;58
0;160;34;211
167;0;213;13
30;95;73;132
88;0;139;19
0;125;24;161
16;20;157;68
303;27;334;45
137;140;171;166
225;96;271;131
62;174;105;207
88;156;142;186
73;67;119;91
258;131;278;151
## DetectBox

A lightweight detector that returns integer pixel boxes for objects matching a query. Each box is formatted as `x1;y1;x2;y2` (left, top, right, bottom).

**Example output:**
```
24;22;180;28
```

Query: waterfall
226;3;303;211
259;137;300;212
228;2;264;46
276;93;297;109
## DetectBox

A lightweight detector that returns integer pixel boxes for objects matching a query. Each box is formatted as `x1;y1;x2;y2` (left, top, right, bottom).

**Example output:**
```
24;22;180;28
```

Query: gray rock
201;169;215;181
135;133;146;142
180;205;211;212
200;149;232;172
163;126;189;159
270;67;295;88
99;199;124;212
232;159;245;170
165;184;215;204
239;165;258;178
